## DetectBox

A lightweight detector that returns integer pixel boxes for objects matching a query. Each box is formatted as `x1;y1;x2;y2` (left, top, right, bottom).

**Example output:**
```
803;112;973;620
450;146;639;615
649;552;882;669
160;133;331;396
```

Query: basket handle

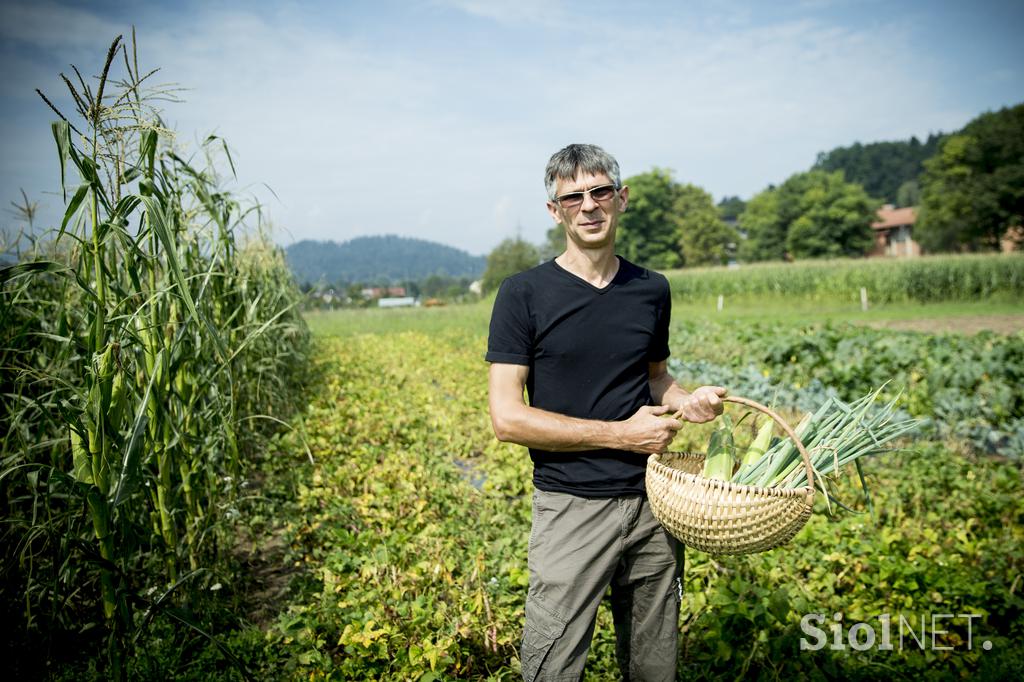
675;395;815;494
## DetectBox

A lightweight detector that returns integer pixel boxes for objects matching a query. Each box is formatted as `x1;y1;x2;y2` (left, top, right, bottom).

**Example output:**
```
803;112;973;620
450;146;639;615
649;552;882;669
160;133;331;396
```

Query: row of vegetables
670;319;1024;460
664;254;1024;303
250;326;1022;680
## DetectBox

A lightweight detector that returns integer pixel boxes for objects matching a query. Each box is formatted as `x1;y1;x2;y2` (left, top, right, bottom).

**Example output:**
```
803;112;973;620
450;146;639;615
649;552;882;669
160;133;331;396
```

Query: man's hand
674;386;727;424
615;405;682;454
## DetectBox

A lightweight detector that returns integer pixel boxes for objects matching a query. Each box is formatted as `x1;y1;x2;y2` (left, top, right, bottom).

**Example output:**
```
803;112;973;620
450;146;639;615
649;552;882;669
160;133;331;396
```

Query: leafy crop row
670;320;1024;459
235;328;1023;680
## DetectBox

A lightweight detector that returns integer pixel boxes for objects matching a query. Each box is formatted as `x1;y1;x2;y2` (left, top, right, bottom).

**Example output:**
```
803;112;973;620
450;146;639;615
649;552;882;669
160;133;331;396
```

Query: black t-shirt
485;256;671;497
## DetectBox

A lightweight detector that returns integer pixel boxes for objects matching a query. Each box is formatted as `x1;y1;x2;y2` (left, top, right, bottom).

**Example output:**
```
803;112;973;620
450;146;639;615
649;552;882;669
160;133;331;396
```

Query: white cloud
437;0;570;28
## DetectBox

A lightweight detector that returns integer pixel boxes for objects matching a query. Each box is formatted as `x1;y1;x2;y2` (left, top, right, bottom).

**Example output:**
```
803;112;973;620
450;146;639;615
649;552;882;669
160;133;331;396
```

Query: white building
378;296;417;308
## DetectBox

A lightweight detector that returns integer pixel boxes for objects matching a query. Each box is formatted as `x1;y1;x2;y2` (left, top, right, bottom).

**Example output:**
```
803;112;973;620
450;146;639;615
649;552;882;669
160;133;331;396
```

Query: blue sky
1;0;1022;255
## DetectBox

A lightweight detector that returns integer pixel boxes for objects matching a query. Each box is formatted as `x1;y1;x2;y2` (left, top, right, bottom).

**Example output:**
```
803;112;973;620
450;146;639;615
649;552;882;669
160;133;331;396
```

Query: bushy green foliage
896;179;921;208
737;187;785;261
786;174;877;259
617;168;687;269
739;170;877;261
717;195;747;222
678;184;738;266
481;237;539;293
814;134;946;204
916;103;1024;252
617;168;735;268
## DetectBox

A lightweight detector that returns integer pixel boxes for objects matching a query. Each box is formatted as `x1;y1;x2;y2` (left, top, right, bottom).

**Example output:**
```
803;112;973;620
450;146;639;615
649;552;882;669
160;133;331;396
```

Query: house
378;296;417;308
360;286;407;299
1001;225;1023;253
871;205;920;258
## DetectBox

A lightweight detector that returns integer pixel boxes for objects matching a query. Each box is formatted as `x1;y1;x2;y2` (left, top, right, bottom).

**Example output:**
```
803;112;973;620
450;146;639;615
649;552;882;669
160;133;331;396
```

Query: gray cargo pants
521;489;684;682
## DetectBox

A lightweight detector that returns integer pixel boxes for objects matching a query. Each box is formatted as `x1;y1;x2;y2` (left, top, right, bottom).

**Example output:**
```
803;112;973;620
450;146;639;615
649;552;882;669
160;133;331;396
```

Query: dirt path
864;314;1024;335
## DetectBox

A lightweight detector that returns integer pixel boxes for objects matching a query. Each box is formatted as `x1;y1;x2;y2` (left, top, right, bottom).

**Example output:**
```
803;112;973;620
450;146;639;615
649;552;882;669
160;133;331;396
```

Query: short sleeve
647;278;671;362
485;277;533;365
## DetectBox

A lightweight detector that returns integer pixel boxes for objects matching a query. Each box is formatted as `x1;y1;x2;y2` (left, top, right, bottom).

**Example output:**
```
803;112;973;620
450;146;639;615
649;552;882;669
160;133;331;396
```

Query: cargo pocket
520;596;568;682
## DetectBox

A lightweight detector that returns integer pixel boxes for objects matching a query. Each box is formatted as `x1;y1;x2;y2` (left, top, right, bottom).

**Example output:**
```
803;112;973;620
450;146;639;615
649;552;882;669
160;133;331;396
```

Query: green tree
616;168;684;269
916;103;1024;252
539;223;566;261
737;188;785;261
741;173;826;260
739;170;877;261
717;195;747;222
677;184;738;266
786;172;877;258
896;179;920;208
482;237;540;293
814;133;946;204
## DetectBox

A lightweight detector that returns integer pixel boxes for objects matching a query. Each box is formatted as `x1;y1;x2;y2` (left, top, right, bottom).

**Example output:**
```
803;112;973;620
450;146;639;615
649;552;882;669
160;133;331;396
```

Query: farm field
9;250;1024;680
306;296;1024;339
221;293;1023;680
6;32;1023;682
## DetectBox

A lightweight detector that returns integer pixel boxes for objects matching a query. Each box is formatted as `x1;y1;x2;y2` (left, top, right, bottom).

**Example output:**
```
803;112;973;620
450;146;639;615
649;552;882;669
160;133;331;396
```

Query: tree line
483;102;1023;291
813;133;946;206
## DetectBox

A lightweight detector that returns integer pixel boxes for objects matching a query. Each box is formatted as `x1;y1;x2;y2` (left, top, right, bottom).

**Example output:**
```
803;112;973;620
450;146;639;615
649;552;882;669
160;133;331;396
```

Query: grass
305;302;492;337
305;296;1024;338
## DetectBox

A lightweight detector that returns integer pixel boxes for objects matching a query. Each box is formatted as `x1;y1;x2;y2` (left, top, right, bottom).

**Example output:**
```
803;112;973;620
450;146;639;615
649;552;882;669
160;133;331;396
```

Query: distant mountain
285;235;486;285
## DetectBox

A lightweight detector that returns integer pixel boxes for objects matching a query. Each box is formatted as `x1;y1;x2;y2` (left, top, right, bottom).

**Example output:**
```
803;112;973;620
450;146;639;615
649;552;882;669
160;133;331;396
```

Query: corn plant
2;33;309;679
664;252;1024;303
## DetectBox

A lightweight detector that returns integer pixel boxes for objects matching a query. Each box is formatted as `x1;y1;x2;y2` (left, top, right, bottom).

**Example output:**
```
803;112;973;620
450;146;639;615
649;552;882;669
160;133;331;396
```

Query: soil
864;314;1024;335
230;473;300;629
238;531;295;629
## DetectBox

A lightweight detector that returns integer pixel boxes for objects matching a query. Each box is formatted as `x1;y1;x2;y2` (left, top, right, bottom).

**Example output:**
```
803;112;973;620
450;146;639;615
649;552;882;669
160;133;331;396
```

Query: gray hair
544;143;622;201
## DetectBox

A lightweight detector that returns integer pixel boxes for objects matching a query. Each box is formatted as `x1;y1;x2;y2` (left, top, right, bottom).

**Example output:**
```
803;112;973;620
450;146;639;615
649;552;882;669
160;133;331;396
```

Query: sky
1;0;1022;256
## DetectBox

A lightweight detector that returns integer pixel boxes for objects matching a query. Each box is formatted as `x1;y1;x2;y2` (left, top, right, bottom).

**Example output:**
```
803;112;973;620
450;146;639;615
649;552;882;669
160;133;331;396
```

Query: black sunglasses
554;184;619;209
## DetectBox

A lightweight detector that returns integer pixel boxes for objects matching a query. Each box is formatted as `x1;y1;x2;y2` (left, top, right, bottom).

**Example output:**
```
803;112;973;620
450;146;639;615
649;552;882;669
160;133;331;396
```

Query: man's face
546;171;629;251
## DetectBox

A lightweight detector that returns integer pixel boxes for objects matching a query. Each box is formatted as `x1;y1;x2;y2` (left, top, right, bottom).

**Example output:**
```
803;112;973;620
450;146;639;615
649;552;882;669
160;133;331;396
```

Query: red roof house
871;205;921;257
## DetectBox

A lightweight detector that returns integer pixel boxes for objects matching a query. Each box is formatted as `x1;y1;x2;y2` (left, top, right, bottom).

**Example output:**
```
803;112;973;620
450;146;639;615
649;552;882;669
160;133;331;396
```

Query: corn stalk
2;32;310;678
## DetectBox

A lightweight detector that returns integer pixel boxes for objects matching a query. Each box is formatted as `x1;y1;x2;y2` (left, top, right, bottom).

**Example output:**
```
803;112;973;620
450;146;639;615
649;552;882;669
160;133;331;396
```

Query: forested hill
812;133;947;205
285;235;486;285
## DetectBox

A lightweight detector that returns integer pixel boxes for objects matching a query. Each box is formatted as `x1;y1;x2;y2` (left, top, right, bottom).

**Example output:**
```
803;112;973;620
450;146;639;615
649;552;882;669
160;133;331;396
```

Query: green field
259;297;1023;680
276;287;1024;680
306;295;1024;337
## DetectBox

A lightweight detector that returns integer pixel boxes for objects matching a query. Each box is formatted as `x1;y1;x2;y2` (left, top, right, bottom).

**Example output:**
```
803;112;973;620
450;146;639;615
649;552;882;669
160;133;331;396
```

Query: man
486;143;726;681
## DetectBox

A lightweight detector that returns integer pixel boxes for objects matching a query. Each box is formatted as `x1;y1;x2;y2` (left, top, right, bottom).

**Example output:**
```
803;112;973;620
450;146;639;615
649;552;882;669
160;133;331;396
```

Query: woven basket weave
646;396;815;555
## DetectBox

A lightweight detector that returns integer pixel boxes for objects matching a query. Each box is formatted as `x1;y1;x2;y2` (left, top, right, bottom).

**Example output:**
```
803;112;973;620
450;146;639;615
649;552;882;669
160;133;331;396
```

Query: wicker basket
646;396;816;555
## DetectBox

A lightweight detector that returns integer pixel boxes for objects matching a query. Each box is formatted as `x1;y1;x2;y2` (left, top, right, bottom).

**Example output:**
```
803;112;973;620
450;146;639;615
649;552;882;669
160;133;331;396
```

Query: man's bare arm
488;363;681;455
648;360;726;424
